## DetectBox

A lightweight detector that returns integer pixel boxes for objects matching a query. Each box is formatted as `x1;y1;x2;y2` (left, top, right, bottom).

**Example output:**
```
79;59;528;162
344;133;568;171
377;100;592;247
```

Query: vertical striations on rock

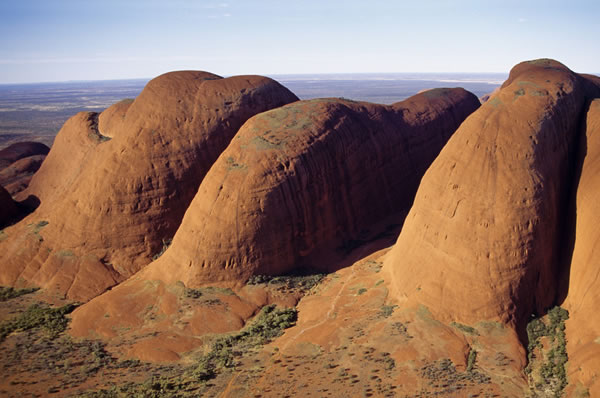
384;59;588;327
143;89;480;286
564;98;600;395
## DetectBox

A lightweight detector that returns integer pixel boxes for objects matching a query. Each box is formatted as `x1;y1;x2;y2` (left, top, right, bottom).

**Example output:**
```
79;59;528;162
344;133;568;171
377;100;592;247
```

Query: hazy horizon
0;72;513;86
0;71;505;150
1;1;598;84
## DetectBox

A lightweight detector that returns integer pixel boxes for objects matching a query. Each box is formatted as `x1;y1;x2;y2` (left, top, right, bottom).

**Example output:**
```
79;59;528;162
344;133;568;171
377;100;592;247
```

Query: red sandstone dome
0;71;298;301
384;59;600;329
138;88;480;286
563;98;600;395
0;141;49;170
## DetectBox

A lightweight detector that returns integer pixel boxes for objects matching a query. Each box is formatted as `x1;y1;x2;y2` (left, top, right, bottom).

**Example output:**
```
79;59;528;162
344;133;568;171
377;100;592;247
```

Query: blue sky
0;0;598;83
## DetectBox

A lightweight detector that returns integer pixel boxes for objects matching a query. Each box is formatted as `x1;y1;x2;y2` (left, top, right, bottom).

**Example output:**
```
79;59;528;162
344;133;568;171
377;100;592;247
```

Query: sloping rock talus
564;99;600;395
0;71;298;301
143;89;480;286
384;59;589;327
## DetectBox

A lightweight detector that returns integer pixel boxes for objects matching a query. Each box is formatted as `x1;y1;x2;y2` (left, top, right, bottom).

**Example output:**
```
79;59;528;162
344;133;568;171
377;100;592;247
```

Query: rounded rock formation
564;99;600;395
142;89;480;286
0;154;46;196
384;59;589;327
0;141;49;170
0;71;298;300
98;98;134;138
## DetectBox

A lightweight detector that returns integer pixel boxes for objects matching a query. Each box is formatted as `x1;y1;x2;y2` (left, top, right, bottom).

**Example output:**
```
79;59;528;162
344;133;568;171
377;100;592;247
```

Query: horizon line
2;70;598;86
0;71;513;86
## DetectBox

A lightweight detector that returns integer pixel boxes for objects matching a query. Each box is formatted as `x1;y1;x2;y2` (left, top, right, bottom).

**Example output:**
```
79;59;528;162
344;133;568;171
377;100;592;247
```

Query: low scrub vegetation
0;302;78;342
0;286;39;301
525;306;569;397
247;273;325;292
82;304;298;397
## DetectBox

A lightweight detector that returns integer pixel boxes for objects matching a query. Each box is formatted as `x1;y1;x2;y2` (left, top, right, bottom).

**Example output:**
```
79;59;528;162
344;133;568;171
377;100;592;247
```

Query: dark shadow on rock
10;195;41;224
555;100;590;307
297;211;408;275
515;98;590;357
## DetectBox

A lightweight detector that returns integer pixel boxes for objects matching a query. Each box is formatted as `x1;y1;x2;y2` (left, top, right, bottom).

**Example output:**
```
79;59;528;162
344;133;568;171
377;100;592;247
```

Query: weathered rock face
564;99;600;395
142;89;480;286
19;112;104;203
98;98;133;138
0;185;18;228
0;71;298;301
384;59;588;327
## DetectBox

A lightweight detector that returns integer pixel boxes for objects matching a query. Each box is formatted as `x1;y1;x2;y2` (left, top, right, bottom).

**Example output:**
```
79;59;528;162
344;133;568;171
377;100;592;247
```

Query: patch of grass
467;349;477;372
25;220;49;242
514;88;525;97
380;305;397;318
152;238;172;261
225;156;246;170
390;322;413;339
185;304;297;382
0;303;78;342
488;97;502;108
35;220;49;228
79;305;297;396
191;286;235;296
0;286;39;302
420;358;490;395
88;130;111;143
247;273;325;292
451;322;480;336
365;260;383;273
184;288;203;299
525;306;569;397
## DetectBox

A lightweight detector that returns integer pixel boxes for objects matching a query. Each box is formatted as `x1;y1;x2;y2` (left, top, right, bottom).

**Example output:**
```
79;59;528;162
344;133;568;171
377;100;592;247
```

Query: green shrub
525;306;569;396
451;322;480;336
187;305;297;382
152;238;172;260
467;349;477;372
0;303;78;341
246;273;325;291
0;286;39;301
380;305;397;318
